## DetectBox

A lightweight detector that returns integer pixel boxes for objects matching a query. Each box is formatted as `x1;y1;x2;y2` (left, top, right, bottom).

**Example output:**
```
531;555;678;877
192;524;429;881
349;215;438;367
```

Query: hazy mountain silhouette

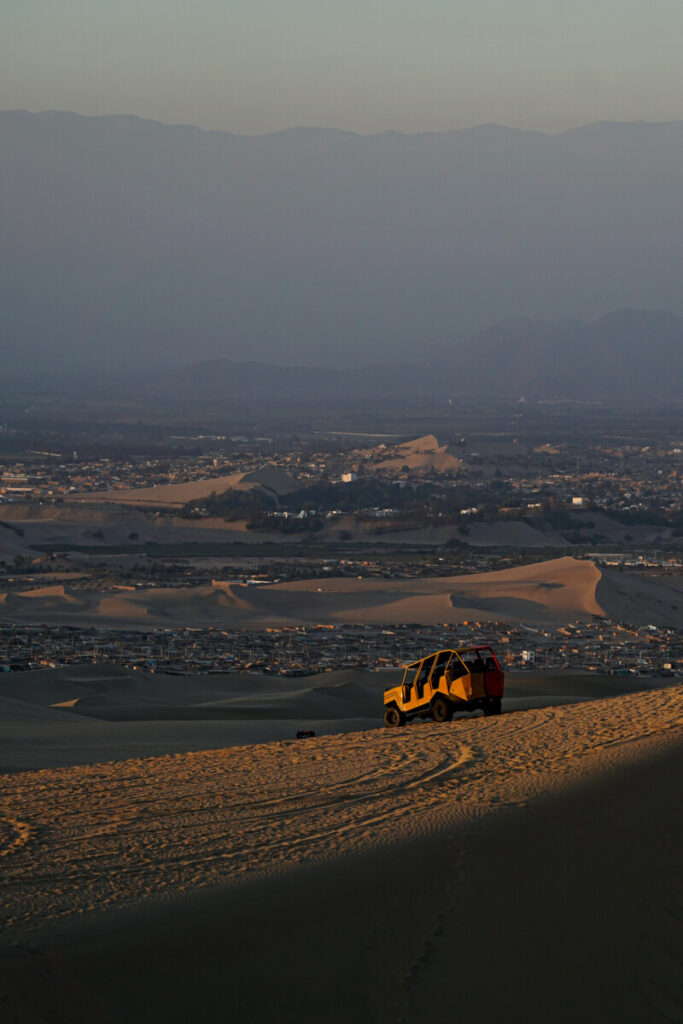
148;309;682;402
150;359;419;399
446;309;683;399
1;110;682;378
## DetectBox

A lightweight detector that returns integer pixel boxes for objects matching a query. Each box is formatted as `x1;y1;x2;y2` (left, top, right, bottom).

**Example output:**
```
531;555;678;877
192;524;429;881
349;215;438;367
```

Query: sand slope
2;741;682;1024
368;434;463;474
68;465;299;507
598;566;683;628
0;524;32;560
2;558;679;631
0;556;614;628
0;685;680;942
1;663;669;771
0;666;392;771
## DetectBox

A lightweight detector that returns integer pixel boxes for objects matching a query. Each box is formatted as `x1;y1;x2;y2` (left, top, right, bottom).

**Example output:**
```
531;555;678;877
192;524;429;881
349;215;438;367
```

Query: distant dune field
0;506;572;550
3;499;673;550
2;556;681;630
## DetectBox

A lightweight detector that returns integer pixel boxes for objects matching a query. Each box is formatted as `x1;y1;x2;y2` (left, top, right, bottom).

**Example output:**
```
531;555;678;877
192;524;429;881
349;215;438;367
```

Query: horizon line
3;108;683;140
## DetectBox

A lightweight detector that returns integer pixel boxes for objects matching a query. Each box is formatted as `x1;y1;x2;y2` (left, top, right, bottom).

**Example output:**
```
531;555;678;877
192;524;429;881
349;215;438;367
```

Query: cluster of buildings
0;439;352;503
1;618;679;678
501;441;681;518
1;431;679;522
0;454;242;501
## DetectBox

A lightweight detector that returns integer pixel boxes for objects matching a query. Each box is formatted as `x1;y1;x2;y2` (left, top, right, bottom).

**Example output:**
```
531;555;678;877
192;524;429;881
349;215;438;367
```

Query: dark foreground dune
0;685;681;1023
1;743;682;1023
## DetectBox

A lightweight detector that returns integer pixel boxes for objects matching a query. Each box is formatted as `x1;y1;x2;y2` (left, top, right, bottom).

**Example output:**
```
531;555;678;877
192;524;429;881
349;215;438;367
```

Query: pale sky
2;0;682;134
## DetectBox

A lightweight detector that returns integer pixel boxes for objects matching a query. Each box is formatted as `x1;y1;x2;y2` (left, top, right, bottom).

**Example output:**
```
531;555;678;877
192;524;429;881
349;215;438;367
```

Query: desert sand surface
0;525;32;560
0;510;290;548
0;505;570;550
596;567;683;627
0;684;681;1023
67;465;299;507
366;434;463;474
2;556;681;628
4;500;670;549
0;666;393;771
0;663;672;771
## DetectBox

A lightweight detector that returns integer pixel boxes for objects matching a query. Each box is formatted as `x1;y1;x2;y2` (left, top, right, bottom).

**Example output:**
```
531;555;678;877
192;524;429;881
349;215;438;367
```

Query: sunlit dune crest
70;465;299;507
0;685;680;939
2;556;680;628
367;434;463;474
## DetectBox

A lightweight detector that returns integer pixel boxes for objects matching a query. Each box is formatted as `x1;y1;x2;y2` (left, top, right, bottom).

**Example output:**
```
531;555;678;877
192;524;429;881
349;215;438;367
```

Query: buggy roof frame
404;645;498;670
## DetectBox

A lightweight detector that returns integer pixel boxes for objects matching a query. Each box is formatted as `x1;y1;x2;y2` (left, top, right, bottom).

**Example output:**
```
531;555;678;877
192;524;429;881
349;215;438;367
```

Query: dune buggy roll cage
400;645;502;701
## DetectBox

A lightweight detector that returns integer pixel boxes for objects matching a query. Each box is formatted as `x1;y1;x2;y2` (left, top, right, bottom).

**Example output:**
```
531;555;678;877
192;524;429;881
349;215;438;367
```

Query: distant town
1;399;681;681
2;616;680;679
1;429;680;532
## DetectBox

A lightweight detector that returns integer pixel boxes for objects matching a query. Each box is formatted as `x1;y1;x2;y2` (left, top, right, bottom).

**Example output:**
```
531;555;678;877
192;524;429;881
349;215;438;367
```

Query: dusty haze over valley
2;111;682;379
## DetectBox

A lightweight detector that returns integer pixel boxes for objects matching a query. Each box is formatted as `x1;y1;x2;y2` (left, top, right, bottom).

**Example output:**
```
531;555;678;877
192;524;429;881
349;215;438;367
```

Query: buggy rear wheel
431;695;453;723
483;697;502;717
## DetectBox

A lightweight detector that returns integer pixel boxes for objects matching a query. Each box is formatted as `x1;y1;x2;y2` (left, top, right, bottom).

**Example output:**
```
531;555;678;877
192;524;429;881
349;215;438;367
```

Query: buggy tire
384;706;405;728
431;696;453;723
484;697;502;717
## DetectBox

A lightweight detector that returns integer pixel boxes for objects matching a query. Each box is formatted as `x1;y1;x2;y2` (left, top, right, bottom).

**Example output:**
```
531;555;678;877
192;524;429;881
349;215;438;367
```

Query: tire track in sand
0;686;681;937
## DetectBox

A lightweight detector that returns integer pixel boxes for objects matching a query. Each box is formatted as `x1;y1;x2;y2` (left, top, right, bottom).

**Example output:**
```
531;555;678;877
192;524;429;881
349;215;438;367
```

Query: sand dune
1;511;290;548
368;433;463;474
2;558;679;634
0;665;391;770
597;566;683;628
445;555;604;618
0;556;611;629
15;583;81;604
0;685;681;1024
3;686;681;930
69;471;245;506
3;740;681;1024
68;465;299;507
5;499;669;550
238;466;300;494
3;507;562;551
0;524;32;560
0;662;675;774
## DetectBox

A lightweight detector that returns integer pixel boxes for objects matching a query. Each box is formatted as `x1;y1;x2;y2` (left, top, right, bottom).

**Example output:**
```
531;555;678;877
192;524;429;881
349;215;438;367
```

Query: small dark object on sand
296;730;316;739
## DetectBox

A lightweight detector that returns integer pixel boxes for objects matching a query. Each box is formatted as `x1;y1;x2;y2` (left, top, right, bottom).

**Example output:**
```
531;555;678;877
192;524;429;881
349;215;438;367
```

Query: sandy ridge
0;556;619;628
67;466;300;507
1;684;681;941
4;554;681;628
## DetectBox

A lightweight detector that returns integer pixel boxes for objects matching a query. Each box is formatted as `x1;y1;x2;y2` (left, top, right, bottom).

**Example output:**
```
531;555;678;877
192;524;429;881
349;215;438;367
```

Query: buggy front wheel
384;706;405;728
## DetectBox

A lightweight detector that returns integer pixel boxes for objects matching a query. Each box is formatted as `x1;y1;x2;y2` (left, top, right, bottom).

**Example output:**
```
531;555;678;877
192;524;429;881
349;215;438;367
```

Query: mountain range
149;309;682;402
1;110;682;383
